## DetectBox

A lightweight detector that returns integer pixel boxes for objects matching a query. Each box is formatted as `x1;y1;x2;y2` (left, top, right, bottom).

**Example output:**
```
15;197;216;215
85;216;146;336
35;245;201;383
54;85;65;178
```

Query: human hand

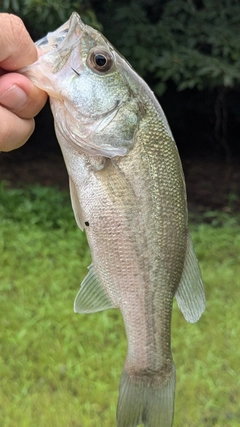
0;14;48;151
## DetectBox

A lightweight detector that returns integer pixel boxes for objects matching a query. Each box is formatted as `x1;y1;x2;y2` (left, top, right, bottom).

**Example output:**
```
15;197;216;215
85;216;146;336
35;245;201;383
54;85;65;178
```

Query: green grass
0;182;240;426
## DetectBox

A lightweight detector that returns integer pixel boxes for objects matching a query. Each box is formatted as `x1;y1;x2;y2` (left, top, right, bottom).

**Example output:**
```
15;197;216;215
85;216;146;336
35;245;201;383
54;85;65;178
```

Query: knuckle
7;14;24;38
0;14;34;68
0;107;35;150
9;15;30;53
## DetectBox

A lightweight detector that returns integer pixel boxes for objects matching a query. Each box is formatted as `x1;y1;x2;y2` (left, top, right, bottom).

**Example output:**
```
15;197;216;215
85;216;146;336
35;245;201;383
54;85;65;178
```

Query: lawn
0;183;239;426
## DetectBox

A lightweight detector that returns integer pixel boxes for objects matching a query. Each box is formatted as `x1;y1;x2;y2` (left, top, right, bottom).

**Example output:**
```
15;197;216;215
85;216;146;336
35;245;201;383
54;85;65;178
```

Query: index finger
0;13;38;70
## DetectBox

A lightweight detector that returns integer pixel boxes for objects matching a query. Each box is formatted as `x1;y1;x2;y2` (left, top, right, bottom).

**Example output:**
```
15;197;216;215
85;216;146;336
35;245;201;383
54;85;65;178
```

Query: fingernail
0;85;28;110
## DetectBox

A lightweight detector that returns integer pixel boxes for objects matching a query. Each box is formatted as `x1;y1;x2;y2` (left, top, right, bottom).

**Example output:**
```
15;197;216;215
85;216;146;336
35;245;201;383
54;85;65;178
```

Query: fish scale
20;12;205;427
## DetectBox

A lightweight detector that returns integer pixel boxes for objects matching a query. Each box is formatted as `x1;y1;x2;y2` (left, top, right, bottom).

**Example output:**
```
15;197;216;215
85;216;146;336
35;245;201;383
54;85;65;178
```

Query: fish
20;13;206;427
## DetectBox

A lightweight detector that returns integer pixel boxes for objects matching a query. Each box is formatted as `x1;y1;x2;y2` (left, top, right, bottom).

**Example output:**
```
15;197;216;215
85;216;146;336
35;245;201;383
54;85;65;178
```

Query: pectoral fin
175;232;206;323
69;178;84;231
74;265;116;313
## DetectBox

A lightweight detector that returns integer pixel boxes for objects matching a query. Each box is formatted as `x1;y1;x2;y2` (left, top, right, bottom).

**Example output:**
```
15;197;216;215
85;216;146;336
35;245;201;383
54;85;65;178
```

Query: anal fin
74;264;116;313
175;232;206;323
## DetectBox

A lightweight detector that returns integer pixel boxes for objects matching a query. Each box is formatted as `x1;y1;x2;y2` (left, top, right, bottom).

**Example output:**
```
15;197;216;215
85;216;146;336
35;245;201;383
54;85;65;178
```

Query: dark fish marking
71;67;81;76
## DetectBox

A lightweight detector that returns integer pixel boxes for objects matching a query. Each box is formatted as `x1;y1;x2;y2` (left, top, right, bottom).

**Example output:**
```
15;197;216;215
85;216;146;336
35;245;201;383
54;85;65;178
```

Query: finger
0;105;35;151
0;14;38;69
0;73;48;118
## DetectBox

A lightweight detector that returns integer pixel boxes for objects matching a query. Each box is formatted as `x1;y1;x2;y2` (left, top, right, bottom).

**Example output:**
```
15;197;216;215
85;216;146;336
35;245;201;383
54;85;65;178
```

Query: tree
1;0;240;156
0;0;100;38
3;0;240;94
95;0;240;157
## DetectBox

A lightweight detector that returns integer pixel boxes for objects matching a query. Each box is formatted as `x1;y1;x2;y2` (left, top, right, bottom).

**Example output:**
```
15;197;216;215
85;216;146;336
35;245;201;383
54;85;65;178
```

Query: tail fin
117;362;176;427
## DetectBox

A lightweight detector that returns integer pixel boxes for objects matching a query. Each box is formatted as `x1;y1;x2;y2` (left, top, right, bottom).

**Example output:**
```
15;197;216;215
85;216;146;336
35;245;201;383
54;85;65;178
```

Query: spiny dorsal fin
175;232;206;323
74;265;116;313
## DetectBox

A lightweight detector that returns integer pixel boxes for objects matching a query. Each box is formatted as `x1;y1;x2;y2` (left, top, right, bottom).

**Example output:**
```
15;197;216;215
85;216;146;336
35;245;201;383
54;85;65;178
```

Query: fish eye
87;49;113;73
95;54;107;67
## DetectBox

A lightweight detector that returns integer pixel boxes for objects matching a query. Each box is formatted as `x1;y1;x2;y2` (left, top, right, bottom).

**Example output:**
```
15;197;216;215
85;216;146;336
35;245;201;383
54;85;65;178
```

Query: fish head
21;13;143;157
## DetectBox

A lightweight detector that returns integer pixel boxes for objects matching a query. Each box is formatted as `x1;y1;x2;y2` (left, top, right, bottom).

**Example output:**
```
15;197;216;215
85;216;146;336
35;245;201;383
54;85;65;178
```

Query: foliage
93;0;240;95
1;184;240;426
0;0;101;37
1;0;240;155
1;0;240;95
2;0;239;156
0;182;75;230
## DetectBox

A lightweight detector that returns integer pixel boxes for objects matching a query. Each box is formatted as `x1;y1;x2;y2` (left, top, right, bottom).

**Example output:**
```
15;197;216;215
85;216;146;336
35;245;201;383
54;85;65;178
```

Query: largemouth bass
21;13;205;427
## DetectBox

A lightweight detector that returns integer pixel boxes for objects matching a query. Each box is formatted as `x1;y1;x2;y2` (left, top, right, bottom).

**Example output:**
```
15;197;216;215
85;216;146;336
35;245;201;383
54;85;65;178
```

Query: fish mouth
35;13;83;54
19;13;85;94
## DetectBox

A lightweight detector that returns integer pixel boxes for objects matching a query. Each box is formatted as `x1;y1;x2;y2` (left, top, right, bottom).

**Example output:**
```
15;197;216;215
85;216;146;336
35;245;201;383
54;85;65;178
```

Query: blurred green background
1;1;240;426
0;184;240;426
